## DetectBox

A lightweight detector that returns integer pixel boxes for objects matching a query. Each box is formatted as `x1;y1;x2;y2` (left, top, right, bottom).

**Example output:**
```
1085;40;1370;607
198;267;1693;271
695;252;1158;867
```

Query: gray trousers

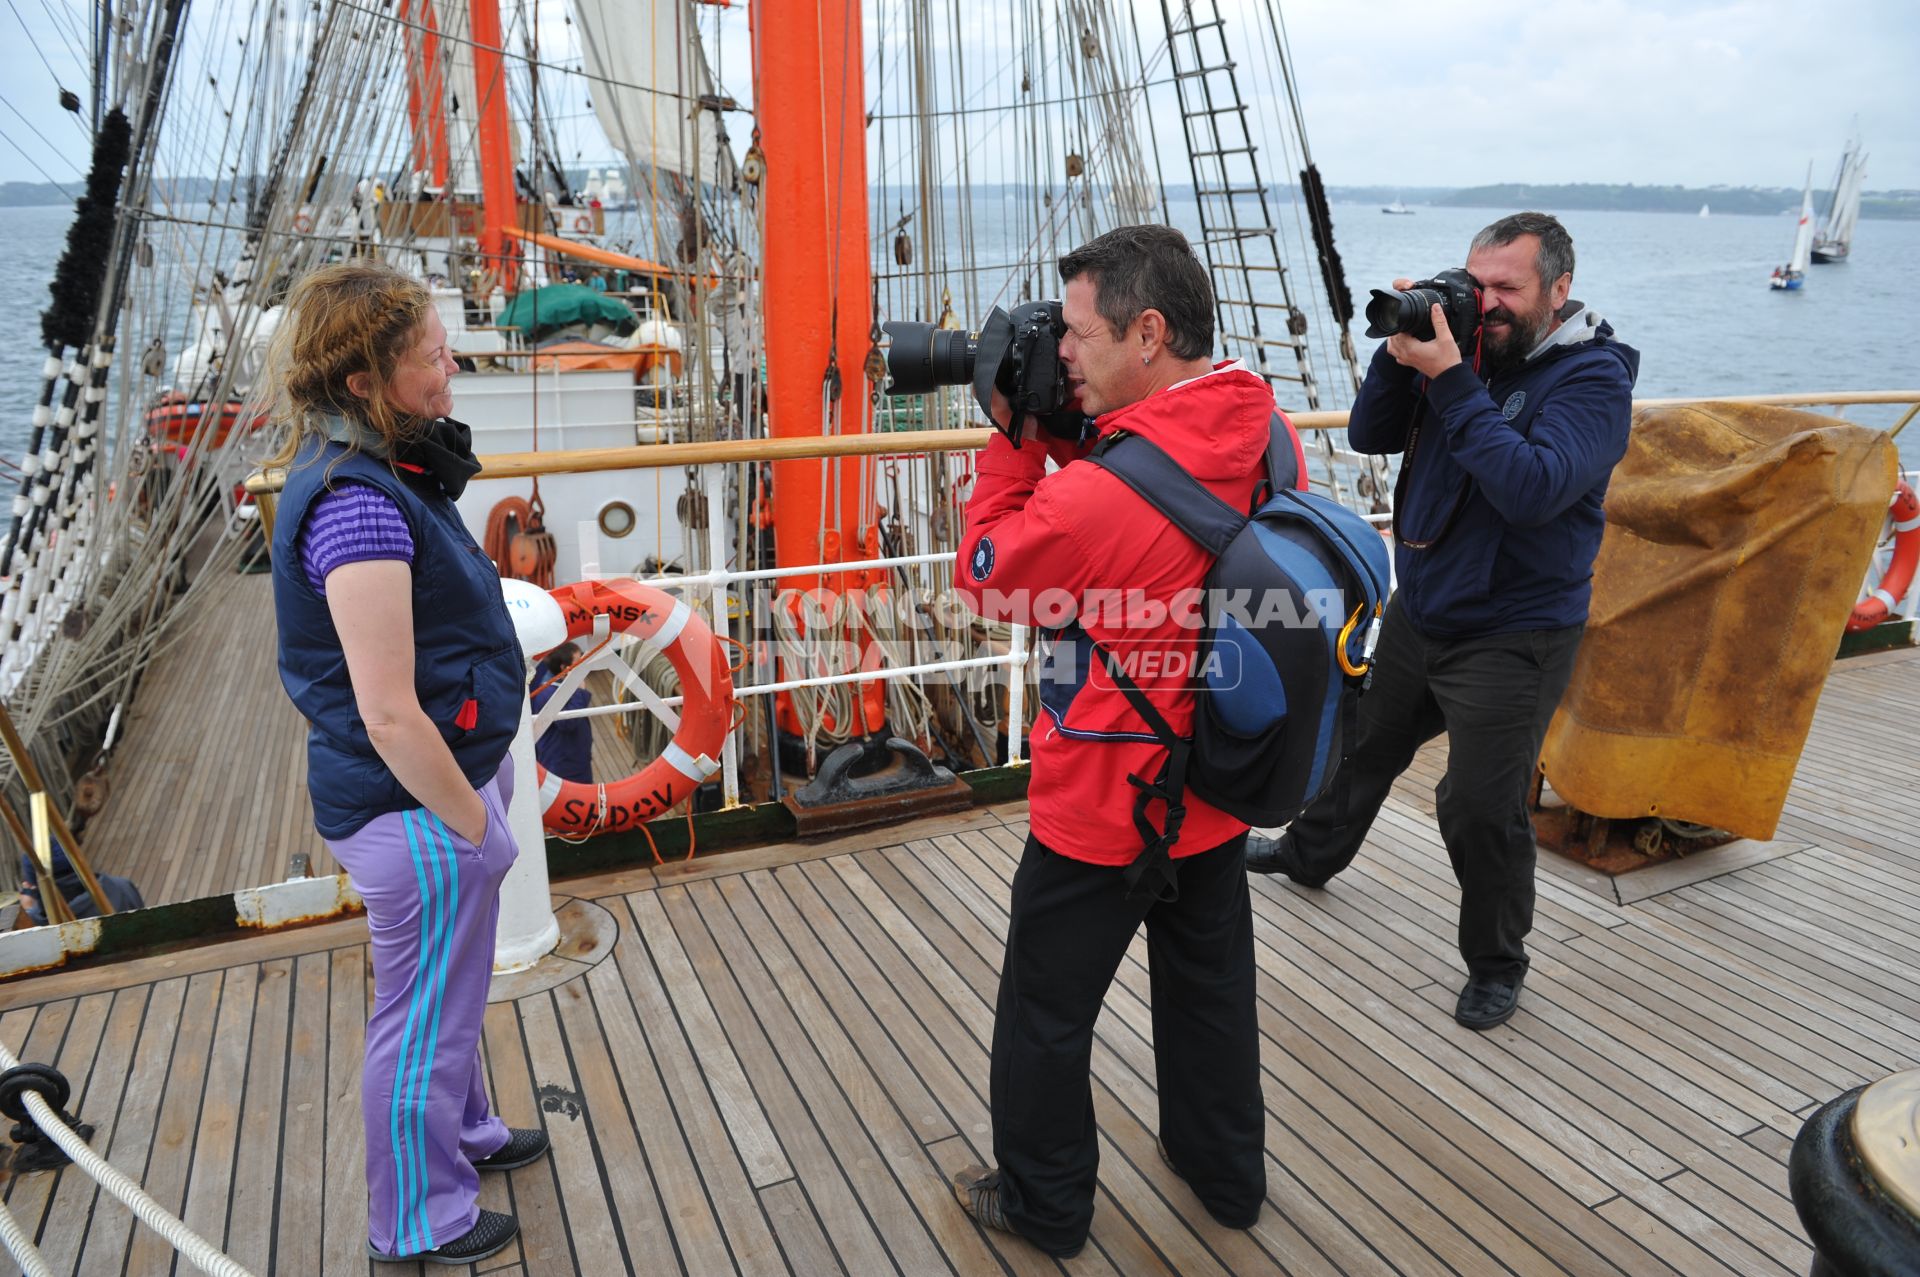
1284;595;1583;978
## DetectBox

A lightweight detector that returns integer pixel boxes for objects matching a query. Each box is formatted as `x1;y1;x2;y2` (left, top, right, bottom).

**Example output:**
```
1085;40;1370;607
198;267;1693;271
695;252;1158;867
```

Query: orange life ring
572;212;593;234
292;211;314;234
1848;480;1920;632
535;578;734;835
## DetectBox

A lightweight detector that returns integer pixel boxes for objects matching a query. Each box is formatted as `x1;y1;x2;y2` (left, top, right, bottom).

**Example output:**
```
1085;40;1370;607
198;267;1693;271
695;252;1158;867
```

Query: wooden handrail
240;390;1920;492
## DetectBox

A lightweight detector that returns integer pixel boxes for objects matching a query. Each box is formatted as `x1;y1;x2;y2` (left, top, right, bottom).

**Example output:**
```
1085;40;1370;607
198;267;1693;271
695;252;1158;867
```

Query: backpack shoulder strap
1088;431;1246;557
1266;411;1300;495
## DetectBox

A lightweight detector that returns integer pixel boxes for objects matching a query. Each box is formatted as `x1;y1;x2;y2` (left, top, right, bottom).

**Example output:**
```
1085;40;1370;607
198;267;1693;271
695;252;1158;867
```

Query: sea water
0;200;1915;471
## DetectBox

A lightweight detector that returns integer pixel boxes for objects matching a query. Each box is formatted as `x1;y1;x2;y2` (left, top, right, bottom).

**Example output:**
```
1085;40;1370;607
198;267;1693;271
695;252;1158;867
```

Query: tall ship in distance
1812;128;1867;263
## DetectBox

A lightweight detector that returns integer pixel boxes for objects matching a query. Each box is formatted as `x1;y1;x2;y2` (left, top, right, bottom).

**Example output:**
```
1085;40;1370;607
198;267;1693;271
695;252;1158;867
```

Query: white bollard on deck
492;580;566;973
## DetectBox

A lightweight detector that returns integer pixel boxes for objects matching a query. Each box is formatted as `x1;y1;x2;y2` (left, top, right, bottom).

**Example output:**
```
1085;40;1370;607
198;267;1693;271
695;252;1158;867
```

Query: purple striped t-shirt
298;481;415;595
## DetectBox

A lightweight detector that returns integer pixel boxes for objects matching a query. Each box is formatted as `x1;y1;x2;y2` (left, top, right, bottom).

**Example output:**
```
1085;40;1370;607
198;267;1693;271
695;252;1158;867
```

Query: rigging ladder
1157;0;1320;411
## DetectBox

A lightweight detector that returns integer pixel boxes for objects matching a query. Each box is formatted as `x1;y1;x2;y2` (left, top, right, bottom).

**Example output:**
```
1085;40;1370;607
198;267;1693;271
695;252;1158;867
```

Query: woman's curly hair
264;260;435;471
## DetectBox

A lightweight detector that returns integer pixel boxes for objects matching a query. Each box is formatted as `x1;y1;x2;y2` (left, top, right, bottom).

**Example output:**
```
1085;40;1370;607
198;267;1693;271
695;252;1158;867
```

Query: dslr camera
1363;268;1482;350
883;300;1089;443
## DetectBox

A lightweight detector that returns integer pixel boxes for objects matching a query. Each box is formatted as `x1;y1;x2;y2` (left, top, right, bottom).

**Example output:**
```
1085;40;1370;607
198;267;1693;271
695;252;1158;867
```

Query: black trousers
990;830;1265;1253
1286;595;1584;979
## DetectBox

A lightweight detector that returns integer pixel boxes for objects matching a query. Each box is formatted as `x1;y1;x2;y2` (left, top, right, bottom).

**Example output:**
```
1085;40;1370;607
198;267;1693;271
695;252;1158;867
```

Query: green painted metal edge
1839;618;1917;659
0;763;1031;981
544;763;1030;875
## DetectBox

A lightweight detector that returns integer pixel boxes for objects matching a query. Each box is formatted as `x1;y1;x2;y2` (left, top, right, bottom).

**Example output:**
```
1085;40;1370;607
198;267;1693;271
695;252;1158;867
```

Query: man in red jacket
949;225;1300;1257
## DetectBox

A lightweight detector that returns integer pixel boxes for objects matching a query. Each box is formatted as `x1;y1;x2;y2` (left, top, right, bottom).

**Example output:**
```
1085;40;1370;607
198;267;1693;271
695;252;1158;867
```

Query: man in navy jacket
1246;212;1639;1030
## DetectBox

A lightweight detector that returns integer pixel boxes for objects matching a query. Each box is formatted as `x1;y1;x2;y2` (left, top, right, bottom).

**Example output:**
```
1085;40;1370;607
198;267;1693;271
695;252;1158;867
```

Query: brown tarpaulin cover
1538;402;1898;840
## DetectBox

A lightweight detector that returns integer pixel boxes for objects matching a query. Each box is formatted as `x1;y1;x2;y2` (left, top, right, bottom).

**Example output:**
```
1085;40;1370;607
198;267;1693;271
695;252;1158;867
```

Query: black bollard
1789;1082;1920;1276
0;1061;94;1174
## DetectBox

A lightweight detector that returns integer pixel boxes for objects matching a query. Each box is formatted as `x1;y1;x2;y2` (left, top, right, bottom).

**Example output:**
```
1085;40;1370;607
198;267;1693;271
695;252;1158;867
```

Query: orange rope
635;818;665;865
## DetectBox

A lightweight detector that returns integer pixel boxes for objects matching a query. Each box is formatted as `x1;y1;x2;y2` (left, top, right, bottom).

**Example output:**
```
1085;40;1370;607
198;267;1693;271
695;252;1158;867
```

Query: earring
1141;354;1151;366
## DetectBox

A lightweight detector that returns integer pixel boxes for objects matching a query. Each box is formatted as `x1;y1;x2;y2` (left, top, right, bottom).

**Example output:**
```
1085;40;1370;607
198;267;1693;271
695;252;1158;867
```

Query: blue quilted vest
271;433;524;838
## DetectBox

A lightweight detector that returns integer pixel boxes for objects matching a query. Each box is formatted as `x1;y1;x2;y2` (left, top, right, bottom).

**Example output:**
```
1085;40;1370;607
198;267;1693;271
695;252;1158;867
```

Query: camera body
1363;268;1483;351
884;300;1088;442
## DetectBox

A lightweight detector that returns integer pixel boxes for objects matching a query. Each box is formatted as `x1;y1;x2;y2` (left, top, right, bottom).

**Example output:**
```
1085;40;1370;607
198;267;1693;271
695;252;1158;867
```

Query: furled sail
568;0;733;185
424;0;525;194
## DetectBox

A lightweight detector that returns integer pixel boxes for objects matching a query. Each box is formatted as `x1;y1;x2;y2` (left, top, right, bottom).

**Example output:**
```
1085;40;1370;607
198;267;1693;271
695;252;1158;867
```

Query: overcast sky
1;0;1914;191
1269;0;1918;190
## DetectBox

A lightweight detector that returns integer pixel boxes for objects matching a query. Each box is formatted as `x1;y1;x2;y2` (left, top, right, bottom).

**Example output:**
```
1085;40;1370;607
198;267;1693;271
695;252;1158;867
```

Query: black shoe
473;1126;550;1171
1454;973;1524;1030
368;1209;519;1266
1157;1139;1263;1230
1242;833;1330;888
951;1164;1084;1259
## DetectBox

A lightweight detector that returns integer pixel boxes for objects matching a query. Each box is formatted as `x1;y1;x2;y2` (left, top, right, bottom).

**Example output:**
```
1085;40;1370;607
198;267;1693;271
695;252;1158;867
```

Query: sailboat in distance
1812;130;1866;263
1769;165;1815;291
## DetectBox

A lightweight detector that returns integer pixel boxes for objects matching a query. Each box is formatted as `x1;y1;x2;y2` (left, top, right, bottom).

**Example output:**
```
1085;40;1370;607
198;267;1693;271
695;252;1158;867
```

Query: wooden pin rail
239;391;1919;491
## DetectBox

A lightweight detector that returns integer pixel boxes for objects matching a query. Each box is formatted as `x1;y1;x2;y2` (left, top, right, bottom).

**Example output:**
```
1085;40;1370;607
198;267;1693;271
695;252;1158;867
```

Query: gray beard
1480;308;1552;376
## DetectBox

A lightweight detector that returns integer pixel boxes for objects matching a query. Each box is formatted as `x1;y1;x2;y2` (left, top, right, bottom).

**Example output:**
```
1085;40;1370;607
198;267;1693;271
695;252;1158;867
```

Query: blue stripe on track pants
324;758;518;1256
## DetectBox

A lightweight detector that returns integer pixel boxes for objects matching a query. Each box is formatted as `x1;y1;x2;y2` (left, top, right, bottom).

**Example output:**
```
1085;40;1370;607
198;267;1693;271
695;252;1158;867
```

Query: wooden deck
1;645;1915;1274
79;572;646;905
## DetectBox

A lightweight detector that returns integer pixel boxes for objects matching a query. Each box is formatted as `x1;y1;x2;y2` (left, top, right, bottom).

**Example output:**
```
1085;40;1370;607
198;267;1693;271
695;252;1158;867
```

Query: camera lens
883;322;977;394
1363;286;1442;341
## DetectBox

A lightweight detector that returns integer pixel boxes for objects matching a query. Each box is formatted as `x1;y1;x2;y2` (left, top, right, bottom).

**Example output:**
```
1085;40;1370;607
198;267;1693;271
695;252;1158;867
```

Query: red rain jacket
955;361;1307;865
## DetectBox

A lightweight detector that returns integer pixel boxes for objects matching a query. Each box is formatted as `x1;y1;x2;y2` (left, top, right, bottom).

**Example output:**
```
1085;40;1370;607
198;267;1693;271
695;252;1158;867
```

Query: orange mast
400;0;450;189
755;0;875;585
468;0;520;287
755;0;885;736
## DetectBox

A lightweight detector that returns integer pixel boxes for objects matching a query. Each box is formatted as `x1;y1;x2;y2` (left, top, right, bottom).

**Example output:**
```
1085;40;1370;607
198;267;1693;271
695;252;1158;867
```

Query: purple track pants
324;758;518;1256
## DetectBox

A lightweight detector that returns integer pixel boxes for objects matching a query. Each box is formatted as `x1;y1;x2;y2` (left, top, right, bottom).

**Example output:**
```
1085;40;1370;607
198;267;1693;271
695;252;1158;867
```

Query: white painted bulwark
0;916;102;978
234;873;364;928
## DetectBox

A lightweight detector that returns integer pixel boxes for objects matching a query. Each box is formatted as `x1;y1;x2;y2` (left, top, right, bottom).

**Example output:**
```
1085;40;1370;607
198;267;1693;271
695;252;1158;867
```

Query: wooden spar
754;0;874;592
499;227;687;279
467;0;519;286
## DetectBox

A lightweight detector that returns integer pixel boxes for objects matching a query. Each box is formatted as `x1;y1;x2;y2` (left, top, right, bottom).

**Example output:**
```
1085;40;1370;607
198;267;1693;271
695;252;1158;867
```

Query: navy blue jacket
1349;312;1639;638
272;438;524;839
531;682;593;783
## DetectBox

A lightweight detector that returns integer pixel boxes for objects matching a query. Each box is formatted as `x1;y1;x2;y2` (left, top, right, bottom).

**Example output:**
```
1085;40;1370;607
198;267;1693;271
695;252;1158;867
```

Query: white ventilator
492;578;566;973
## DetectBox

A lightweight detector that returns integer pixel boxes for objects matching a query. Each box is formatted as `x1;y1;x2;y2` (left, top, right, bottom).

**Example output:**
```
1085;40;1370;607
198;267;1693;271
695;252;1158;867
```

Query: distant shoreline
6;178;1919;219
1380;183;1920;221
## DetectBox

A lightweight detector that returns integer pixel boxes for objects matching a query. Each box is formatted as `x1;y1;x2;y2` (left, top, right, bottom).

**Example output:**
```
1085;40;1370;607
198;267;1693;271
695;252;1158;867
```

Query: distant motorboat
1381;198;1414;215
1812;128;1865;264
1770;165;1815;291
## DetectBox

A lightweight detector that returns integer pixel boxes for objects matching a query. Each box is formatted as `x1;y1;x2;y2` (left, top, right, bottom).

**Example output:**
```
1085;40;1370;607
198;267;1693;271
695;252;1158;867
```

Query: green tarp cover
497;283;636;339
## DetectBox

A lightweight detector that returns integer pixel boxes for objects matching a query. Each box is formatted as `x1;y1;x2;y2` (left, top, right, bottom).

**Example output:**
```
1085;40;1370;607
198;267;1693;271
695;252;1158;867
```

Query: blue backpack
1087;417;1391;899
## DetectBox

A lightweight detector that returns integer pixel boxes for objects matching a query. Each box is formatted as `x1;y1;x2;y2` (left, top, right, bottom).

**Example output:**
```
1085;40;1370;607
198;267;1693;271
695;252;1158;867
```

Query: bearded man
1245;211;1639;1031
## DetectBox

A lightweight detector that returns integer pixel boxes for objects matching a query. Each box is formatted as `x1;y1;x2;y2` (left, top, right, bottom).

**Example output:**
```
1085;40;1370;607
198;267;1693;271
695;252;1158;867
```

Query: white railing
530;459;1032;812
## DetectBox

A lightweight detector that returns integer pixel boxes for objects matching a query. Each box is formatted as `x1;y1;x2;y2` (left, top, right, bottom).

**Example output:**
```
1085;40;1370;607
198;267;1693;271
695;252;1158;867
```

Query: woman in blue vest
266;261;547;1266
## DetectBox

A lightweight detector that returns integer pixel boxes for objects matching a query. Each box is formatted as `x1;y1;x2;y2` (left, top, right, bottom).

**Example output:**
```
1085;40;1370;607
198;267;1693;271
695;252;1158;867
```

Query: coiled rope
0;1042;258;1277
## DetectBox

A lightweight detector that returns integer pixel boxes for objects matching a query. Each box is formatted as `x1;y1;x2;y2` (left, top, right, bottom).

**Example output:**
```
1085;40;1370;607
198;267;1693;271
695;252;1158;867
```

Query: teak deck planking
0;646;1914;1273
